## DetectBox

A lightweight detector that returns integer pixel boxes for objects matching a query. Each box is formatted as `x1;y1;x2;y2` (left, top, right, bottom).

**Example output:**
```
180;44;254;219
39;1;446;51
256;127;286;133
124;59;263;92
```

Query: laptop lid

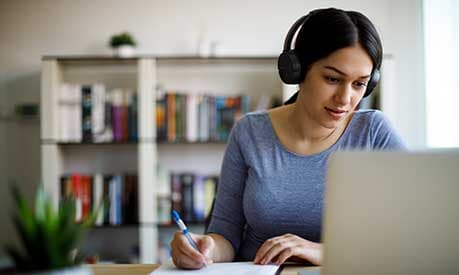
322;151;459;275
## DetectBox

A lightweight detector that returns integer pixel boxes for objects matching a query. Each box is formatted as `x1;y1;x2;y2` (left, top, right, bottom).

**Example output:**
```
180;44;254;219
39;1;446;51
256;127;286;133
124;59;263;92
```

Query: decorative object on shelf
109;32;137;58
15;103;39;119
2;185;98;274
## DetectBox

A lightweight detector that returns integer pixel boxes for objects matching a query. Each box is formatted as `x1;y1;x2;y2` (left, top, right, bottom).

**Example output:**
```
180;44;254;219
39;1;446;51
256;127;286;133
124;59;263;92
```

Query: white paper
151;259;279;275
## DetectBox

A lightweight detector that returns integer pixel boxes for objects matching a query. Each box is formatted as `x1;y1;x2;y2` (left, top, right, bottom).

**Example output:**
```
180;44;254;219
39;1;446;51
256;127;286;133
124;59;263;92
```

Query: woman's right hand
170;231;215;269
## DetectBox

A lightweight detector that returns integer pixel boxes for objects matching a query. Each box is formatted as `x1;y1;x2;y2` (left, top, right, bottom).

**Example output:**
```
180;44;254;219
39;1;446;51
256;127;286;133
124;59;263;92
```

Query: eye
353;81;367;88
325;76;340;84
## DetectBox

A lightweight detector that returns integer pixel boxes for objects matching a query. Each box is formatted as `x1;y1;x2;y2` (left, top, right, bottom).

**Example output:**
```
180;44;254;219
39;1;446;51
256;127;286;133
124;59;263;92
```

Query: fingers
254;234;298;265
254;234;288;263
274;247;296;265
171;231;208;269
198;235;214;263
255;236;291;264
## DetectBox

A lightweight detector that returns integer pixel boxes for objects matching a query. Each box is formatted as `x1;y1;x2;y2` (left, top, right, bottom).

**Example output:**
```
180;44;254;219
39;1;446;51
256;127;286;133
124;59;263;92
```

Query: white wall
0;0;425;257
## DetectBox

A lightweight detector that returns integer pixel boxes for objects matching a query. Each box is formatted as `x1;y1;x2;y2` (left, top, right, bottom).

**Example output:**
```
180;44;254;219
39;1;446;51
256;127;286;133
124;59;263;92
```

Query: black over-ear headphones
277;12;380;98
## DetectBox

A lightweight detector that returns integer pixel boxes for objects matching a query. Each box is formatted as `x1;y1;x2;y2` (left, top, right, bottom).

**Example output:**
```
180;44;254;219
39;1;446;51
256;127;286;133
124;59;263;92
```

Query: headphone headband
278;10;380;98
282;15;309;52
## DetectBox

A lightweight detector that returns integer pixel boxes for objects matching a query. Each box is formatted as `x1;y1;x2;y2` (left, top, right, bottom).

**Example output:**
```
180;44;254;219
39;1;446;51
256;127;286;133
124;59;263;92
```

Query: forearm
207;233;235;262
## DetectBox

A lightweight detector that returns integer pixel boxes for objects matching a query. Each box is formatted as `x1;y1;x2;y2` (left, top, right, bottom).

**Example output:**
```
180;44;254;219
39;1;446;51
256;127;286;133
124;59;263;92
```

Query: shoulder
351;109;386;125
228;110;274;150
350;109;406;150
233;110;270;135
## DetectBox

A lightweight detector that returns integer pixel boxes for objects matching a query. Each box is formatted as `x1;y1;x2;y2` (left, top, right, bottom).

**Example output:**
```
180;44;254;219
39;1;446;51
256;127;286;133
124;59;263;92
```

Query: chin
321;113;349;129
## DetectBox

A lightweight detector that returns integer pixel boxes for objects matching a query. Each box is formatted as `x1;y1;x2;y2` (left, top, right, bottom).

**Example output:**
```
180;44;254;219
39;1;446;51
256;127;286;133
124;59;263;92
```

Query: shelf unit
40;55;282;263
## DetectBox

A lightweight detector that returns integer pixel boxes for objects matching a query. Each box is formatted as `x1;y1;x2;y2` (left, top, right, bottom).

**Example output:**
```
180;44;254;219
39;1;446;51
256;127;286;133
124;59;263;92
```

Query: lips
325;107;348;119
325;107;347;114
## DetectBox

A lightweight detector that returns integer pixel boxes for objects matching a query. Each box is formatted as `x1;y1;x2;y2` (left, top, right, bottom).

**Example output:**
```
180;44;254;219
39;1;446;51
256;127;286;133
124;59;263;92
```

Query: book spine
81;175;92;220
167;92;176;142
175;93;183;141
59;84;71;142
199;95;209;141
116;175;123;225
73;84;83;143
193;174;205;222
128;92;138;141
170;173;182;216
208;95;217;141
92;84;106;142
186;94;198;142
121;91;130;142
123;174;138;224
180;173;195;222
93;173;104;226
156;95;167;141
81;85;92;142
103;175;112;225
112;89;123;142
71;173;83;222
109;176;117;225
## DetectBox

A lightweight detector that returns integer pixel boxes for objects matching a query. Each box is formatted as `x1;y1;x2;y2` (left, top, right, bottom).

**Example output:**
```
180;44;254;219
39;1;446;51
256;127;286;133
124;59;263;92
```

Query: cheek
351;93;364;107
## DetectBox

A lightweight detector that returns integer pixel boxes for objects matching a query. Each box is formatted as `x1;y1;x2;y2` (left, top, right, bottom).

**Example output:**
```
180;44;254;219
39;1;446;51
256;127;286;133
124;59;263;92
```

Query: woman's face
299;43;373;130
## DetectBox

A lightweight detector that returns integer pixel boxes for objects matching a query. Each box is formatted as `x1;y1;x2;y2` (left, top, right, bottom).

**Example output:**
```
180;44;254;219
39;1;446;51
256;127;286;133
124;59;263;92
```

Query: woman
170;7;405;269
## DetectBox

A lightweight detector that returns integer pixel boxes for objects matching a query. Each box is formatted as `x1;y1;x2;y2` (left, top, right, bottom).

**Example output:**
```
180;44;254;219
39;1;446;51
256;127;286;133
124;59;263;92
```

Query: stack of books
156;92;249;142
60;173;138;226
58;83;137;143
156;170;218;225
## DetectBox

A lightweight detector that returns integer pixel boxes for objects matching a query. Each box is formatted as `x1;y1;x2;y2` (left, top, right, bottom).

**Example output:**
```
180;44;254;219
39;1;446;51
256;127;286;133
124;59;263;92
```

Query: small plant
109;32;137;48
4;185;96;272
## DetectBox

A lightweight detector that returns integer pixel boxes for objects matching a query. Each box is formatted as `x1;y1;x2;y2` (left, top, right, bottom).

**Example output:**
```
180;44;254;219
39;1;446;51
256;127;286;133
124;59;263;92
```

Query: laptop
320;150;459;275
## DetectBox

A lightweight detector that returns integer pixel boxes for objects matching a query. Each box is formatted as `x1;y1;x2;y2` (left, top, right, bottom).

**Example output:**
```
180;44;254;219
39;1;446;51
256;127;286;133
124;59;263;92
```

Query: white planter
113;45;135;58
18;266;92;275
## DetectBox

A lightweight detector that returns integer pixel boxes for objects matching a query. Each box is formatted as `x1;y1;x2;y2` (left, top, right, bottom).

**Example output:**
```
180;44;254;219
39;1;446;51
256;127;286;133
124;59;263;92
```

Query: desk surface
89;264;321;275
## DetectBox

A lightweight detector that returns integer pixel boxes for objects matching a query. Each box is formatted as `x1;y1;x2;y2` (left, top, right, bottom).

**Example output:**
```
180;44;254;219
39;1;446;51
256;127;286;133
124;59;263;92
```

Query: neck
287;102;343;144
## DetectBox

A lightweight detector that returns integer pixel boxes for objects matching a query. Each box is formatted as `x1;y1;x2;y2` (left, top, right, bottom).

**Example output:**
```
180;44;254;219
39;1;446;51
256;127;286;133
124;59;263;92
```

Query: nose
334;84;352;105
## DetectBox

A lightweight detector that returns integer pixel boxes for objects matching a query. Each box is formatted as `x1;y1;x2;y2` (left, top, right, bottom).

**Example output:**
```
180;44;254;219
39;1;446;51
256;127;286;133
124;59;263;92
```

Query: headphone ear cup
278;51;302;84
364;69;380;98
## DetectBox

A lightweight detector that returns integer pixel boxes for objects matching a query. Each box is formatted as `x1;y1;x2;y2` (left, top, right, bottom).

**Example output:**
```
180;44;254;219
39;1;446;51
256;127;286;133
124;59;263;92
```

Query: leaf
6;185;87;271
35;187;47;222
11;185;35;237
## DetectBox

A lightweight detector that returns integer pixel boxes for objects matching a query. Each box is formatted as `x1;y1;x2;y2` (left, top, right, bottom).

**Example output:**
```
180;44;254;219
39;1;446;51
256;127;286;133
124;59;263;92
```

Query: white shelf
40;55;282;263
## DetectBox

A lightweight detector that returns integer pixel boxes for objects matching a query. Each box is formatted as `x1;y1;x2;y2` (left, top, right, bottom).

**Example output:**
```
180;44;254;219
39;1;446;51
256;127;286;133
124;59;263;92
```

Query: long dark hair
284;8;383;105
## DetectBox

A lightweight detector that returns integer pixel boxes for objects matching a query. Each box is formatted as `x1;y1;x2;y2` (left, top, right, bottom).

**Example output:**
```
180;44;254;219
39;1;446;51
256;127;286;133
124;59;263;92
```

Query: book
167;93;176;142
156;93;167;141
81;85;92;142
93;173;104;226
170;173;182;217
80;175;92;220
112;89;124;142
193;175;206;222
128;92;138;141
180;173;195;222
186;93;198;142
92;84;106;142
123;174;138;224
71;174;83;222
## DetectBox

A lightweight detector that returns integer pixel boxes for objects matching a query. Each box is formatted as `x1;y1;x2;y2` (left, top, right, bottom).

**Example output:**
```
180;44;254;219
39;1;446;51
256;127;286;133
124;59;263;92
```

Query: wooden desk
90;264;158;275
89;264;321;275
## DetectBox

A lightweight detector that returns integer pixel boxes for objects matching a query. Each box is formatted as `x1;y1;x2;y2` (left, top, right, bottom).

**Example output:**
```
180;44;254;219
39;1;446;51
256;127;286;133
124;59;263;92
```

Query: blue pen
172;210;207;267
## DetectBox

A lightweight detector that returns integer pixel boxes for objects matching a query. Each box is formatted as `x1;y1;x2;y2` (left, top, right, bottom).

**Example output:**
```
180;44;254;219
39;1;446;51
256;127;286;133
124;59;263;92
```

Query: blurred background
0;0;457;265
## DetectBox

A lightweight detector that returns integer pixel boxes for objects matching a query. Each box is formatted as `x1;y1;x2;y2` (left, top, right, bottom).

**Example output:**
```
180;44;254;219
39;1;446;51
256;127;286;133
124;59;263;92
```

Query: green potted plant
109;32;137;58
3;186;96;274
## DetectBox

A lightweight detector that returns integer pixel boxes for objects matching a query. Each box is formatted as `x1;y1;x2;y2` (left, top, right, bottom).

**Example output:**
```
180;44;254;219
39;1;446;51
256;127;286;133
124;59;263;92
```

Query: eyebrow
323;66;371;79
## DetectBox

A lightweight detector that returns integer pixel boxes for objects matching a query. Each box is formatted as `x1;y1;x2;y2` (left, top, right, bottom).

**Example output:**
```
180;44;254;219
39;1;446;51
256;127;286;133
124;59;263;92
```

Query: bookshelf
40;55;282;263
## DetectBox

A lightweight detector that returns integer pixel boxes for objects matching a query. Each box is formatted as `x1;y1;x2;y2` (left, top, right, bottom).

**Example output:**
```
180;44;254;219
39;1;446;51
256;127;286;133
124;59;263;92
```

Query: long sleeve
206;120;248;255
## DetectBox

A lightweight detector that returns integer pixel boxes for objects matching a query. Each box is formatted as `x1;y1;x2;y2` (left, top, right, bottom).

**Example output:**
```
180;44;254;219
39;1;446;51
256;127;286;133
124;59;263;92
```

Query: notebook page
150;260;280;275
